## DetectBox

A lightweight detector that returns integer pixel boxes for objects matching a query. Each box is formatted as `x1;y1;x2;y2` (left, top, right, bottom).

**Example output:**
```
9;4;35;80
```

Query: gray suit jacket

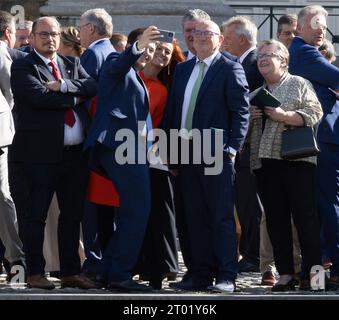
0;41;15;147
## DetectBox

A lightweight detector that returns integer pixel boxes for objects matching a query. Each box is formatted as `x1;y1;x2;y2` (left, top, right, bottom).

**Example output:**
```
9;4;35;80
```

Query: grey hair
81;8;113;38
258;39;289;71
221;16;257;46
298;5;328;28
182;9;211;26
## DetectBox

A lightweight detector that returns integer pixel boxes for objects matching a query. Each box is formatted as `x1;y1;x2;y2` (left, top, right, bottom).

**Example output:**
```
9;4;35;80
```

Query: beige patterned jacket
249;72;323;171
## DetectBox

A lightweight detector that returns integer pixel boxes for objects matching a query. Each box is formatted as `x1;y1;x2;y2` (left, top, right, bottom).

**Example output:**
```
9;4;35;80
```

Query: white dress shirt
180;50;219;130
238;46;256;64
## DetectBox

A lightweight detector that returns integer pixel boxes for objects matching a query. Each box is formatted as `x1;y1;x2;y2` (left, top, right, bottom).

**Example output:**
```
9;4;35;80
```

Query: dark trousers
96;204;115;253
255;159;321;279
316;143;339;277
96;145;151;283
81;201;101;273
235;145;262;263
171;175;192;275
178;158;238;285
135;168;178;279
22;145;88;276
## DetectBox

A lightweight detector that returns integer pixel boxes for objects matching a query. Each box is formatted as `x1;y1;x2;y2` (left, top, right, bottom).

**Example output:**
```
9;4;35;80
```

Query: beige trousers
43;193;86;273
260;210;302;274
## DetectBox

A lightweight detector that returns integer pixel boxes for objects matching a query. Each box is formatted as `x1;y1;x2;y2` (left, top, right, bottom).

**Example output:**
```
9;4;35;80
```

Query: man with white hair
79;8;115;278
221;16;263;275
79;8;115;81
289;5;339;290
14;20;33;50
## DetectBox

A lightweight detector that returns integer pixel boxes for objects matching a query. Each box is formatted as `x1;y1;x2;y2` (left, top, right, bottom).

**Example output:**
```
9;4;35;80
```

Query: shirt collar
239;46;256;64
195;50;219;68
187;50;195;61
34;49;57;66
88;38;110;49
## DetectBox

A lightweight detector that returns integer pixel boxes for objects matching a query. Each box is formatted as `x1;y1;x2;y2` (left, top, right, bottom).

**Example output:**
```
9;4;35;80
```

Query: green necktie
185;61;206;132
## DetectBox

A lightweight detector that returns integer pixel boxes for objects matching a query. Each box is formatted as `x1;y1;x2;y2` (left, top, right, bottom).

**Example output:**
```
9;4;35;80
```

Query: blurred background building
1;0;339;59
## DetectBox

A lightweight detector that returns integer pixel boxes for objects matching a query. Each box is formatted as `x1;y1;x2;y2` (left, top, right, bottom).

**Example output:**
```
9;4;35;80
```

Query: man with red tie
10;16;97;289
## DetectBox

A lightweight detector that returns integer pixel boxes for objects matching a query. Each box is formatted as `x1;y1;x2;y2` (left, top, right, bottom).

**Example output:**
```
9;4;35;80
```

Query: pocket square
110;108;127;119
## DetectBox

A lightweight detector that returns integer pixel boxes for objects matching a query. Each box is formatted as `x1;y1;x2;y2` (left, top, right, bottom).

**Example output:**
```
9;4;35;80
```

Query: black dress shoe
238;259;260;273
170;280;210;291
271;279;296;292
108;279;153;291
149;275;162;290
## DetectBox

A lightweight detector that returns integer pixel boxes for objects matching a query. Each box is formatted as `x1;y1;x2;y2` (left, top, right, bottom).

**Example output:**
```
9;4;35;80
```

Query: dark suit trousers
255;159;321;279
171;174;192;274
235;144;262;263
22;145;88;276
316;142;339;277
178;158;238;285
96;144;151;283
135;168;178;278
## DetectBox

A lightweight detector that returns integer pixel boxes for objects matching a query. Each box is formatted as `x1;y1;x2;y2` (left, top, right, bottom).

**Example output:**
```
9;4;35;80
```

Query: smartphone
156;29;175;43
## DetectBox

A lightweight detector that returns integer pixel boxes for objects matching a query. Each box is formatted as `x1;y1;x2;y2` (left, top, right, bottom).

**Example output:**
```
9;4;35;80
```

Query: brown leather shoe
60;274;97;289
27;274;55;290
261;271;276;286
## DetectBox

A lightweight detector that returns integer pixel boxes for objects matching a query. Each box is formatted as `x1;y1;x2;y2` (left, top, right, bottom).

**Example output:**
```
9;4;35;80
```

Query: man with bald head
165;20;249;292
10;16;97;289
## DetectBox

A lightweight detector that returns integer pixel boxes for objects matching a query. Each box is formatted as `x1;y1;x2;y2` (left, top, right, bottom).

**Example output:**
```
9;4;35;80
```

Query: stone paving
0;252;338;299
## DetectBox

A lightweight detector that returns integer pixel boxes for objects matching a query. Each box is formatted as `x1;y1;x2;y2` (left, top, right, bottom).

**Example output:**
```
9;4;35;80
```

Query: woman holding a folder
249;39;323;291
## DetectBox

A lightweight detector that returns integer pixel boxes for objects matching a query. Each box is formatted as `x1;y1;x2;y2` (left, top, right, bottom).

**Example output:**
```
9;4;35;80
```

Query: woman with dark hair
135;39;185;289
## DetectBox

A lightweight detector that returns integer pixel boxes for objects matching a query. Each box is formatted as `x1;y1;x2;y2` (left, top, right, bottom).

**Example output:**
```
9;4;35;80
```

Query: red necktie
49;60;76;127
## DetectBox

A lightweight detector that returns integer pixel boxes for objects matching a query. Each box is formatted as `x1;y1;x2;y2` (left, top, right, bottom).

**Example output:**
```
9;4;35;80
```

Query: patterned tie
185;61;206;132
49;60;76;127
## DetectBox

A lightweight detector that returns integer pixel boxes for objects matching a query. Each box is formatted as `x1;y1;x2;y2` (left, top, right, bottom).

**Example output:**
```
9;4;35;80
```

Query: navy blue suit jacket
10;51;97;163
80;39;115;81
84;45;149;152
241;49;264;92
165;52;249;154
289;37;339;145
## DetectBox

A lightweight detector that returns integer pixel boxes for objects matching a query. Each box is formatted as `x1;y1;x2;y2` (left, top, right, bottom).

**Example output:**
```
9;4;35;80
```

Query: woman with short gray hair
249;39;323;292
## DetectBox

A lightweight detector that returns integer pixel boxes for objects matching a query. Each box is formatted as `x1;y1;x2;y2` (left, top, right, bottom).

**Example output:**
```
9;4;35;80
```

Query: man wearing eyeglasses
165;20;249;293
10;16;97;290
289;5;339;290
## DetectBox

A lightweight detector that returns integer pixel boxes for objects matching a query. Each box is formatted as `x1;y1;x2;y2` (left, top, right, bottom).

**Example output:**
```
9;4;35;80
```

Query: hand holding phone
156;29;175;43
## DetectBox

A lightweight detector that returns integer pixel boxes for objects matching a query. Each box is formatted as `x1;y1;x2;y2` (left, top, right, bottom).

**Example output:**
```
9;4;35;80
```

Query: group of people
0;4;338;294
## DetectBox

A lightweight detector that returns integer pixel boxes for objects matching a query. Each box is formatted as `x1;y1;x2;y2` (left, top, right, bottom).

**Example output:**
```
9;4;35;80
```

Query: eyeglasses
34;32;60;39
193;30;220;38
258;52;283;60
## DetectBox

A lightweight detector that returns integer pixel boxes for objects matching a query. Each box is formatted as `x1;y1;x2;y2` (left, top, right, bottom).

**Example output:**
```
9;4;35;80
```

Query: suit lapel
31;51;55;82
57;56;73;79
197;53;223;103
